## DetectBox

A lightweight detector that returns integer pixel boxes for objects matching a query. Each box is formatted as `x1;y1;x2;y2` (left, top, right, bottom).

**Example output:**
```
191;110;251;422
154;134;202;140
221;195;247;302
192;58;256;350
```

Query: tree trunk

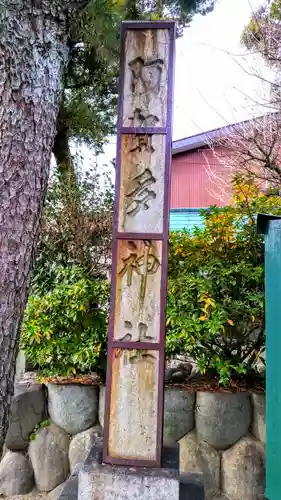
53;100;82;212
53;99;76;180
0;0;83;452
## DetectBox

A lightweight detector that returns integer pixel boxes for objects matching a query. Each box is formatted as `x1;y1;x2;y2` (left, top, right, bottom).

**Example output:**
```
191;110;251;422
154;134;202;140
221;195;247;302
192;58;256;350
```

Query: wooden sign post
103;21;176;468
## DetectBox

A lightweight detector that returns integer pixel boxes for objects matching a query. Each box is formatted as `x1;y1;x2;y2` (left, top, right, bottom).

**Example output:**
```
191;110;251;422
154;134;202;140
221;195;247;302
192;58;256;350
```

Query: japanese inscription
114;346;157;363
114;239;162;343
119;321;154;342
104;22;175;468
109;349;158;460
119;240;160;302
118;134;166;233
123;29;169;127
125;167;156;217
129;57;163;94
129;134;155;153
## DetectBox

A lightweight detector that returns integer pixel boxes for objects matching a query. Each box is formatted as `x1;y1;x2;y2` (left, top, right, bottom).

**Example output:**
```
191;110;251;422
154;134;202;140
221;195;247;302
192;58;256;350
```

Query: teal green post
257;214;281;500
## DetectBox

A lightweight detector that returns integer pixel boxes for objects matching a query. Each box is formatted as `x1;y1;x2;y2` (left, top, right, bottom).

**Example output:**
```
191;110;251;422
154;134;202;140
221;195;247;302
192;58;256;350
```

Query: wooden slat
109;349;159;460
118;134;166;234
114;239;162;343
122;29;170;128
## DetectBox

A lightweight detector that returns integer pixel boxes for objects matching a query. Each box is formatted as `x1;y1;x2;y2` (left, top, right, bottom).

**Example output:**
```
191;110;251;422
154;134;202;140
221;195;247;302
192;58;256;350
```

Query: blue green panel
264;219;281;500
169;208;204;232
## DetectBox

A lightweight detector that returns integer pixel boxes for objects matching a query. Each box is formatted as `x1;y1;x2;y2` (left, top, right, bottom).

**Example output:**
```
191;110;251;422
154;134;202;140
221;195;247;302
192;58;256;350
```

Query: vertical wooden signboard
103;21;176;468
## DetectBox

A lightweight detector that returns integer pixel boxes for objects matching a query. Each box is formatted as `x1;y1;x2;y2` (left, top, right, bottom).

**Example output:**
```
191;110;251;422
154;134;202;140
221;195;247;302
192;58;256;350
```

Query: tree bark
0;0;84;451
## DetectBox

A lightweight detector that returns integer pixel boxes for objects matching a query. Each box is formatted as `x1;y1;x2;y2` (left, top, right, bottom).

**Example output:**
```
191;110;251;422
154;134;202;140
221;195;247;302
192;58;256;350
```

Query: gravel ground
1;493;49;500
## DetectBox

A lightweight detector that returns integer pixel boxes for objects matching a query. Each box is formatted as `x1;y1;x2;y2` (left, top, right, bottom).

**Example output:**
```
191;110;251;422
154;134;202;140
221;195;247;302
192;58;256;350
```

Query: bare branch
208;113;281;194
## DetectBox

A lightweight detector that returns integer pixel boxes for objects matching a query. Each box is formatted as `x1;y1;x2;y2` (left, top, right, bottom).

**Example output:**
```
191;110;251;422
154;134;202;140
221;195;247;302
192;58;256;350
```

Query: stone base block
77;437;179;500
180;473;205;500
78;463;179;500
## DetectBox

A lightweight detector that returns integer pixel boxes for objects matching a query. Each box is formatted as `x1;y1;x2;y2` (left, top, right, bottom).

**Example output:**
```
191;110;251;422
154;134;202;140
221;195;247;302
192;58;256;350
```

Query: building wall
171;146;233;209
169;208;203;232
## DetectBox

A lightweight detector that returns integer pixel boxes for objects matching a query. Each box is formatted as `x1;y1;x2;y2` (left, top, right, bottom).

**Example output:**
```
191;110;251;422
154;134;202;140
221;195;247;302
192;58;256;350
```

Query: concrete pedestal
78;463;179;500
77;439;179;500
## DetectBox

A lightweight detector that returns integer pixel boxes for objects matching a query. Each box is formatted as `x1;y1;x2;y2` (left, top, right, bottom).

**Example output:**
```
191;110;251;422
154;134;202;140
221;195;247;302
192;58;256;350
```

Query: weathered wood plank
123;29;170;128
108;349;159;460
114;239;162;342
118;134;166;234
103;22;175;468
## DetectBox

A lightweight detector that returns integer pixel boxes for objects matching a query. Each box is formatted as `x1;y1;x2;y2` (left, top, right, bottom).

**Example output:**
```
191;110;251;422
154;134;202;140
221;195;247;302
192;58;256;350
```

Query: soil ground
166;374;265;394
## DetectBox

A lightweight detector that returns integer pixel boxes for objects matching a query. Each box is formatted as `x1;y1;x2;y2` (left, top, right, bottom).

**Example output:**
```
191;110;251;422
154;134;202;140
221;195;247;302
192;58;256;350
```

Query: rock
5;385;46;451
48;480;67;499
164;388;195;443
251;393;265;443
69;425;102;473
29;422;70;492
99;385;105;429
255;361;265;376
47;384;98;435
179;430;200;474
178;362;193;373
180;472;205;500
196;391;251;450
0;451;34;496
191;365;200;378
14;372;40;397
222;435;265;500
171;370;189;383
15;350;26;384
168;355;194;368
1;445;8;460
165;363;192;383
170;371;187;383
197;440;220;499
164;368;174;383
212;495;231;500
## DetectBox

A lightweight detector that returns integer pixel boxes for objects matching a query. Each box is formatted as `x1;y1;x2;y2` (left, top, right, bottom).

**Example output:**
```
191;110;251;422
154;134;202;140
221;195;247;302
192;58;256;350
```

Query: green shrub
21;266;110;377
166;175;281;385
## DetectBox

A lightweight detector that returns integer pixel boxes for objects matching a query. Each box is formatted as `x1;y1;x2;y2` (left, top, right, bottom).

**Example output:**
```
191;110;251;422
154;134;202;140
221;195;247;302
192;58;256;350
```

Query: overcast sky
85;0;268;174
172;0;268;139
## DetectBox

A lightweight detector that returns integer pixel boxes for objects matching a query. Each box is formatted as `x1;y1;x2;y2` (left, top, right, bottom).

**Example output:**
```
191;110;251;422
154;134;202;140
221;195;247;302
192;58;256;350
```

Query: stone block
197;439;220;499
56;474;78;500
212;495;231;500
99;385;105;429
47;384;98;435
49;480;68;500
196;391;251;450
180;473;205;500
69;425;102;473
0;451;34;496
15;350;26;384
14;371;39;396
1;445;8;460
251;393;265;443
165;362;192;383
29;422;70;492
5;385;46;451
222;435;265;500
78;463;179;500
179;430;200;474
164;388;195;443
